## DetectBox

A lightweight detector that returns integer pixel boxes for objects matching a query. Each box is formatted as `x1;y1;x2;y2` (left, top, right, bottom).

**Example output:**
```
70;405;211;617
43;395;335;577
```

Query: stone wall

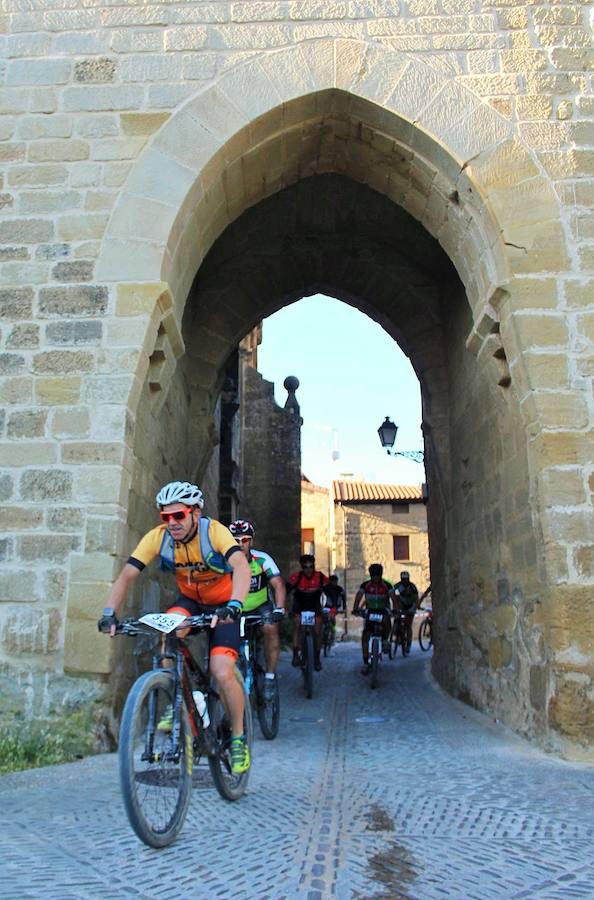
301;479;332;576
0;2;592;753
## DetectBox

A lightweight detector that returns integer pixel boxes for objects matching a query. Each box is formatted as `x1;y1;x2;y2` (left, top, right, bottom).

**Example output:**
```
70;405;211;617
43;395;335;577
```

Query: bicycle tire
256;668;280;740
119;669;192;849
419;619;433;651
207;671;253;801
370;637;379;689
302;631;314;699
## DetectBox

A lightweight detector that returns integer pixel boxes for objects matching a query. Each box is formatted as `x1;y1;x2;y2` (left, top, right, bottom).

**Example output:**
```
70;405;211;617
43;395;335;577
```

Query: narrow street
1;641;592;900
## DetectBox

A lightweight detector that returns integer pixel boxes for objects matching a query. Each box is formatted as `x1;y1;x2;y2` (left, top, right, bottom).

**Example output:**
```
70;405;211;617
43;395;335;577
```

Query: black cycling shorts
166;596;240;658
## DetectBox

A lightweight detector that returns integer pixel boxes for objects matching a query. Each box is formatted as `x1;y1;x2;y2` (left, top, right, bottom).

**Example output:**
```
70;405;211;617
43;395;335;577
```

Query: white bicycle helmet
155;481;204;509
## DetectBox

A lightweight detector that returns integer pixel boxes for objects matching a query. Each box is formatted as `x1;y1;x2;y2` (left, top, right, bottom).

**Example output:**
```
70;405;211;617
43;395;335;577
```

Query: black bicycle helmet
229;519;255;538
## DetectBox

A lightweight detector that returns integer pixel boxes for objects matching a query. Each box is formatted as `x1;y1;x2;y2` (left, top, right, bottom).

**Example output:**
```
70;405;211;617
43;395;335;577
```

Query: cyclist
394;570;420;653
229;519;286;700
321;574;345;642
352;563;395;675
287;554;329;671
97;481;252;774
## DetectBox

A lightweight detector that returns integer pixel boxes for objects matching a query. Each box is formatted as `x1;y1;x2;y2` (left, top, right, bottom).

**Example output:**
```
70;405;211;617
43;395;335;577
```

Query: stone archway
68;39;590;753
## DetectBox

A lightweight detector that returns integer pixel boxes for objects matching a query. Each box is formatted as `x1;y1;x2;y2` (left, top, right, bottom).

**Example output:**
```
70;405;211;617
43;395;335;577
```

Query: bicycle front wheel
208;671;253;801
419;619;433;651
256;668;280;740
302;631;314;699
370;637;379;689
119;669;192;849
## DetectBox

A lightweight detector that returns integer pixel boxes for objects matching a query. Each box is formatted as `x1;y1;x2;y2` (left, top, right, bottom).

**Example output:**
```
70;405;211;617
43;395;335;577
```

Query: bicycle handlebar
114;613;216;636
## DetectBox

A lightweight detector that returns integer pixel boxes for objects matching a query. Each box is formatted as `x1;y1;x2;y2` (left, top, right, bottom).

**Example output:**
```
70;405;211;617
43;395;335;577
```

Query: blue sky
257;294;425;488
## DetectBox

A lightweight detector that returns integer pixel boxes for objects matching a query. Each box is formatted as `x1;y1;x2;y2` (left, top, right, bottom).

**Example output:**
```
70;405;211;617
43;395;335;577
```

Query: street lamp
377;416;424;463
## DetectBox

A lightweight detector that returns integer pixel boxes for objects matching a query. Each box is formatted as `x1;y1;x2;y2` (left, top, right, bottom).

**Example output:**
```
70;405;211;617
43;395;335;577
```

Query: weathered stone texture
0;7;592;753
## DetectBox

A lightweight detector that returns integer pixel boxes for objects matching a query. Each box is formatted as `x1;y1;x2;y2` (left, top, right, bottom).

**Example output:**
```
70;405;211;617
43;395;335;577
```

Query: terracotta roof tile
332;480;423;503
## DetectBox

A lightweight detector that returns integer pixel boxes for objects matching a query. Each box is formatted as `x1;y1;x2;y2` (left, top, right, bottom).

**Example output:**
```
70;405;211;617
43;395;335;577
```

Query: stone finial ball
284;376;300;392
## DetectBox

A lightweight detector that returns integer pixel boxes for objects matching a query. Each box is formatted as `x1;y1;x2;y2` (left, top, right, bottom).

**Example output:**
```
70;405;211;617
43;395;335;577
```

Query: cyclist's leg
361;622;370;669
209;622;244;738
382;609;391;650
405;611;414;649
292;607;301;664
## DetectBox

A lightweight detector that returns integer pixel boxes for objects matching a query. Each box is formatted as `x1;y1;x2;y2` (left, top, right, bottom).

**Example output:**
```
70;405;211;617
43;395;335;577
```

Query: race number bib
139;612;187;633
301;611;316;626
368;612;384;622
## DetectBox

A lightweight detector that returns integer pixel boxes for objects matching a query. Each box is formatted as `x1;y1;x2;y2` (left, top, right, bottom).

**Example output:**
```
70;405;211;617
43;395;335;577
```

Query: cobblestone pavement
2;642;593;900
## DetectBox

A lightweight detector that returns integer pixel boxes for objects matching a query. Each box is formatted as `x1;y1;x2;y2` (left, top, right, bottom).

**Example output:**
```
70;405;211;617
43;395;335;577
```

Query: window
392;503;409;514
393;535;410;561
302;528;315;556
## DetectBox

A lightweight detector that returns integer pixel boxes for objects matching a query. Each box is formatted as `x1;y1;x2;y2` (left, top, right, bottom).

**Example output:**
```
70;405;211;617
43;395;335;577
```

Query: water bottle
192;690;210;727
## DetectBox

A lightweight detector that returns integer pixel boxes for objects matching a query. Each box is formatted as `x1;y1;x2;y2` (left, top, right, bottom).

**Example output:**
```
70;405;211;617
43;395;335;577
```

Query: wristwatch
102;607;116;616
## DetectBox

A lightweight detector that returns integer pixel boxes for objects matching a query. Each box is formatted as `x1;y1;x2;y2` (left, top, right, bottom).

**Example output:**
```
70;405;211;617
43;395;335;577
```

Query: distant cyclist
352;563;395;675
394;570;419;653
321;574;345;641
229;519;286;700
287;554;329;671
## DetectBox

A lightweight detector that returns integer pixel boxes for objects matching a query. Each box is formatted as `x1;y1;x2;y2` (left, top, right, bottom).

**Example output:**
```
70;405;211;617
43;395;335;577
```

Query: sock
265;672;275;679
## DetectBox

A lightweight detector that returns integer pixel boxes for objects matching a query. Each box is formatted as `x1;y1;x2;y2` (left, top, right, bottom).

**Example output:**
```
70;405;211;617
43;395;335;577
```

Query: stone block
6;323;39;349
84;191;117;212
73;465;130;505
50;261;94;283
120;54;182;83
119;112;169;138
85;516;126;555
67;581;111;619
75;114;119;139
532;391;590;430
0;607;63;656
19;533;79;562
28;139;89;163
74;58;117;83
45;321;102;347
110;30;164;53
0;287;33;319
0;506;43;530
57;214;108;241
36;243;70;261
47;506;84;533
18;189;82;215
0;569;39;603
548;677;594;742
61;442;125;465
0;218;53;243
8;164;68;187
0;376;32;405
20;468;72;501
115;282;172;317
50;407;91;440
62;85;145;113
513;314;568;349
63;618;113;675
0;352;25;375
17;114;72;139
0;142;25;162
7;58;71;84
34;377;81;406
0;246;29;262
540;468;587;507
0;261;49;287
574;545;594;579
69;552;119;584
0;474;13;502
7;409;47;439
33;350;94;375
0;442;56;466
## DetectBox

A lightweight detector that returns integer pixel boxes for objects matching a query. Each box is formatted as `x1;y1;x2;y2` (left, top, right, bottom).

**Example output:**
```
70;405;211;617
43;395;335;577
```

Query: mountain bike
389;610;411;657
238;611;280;740
365;610;388;689
321;607;335;657
300;610;317;699
115;611;253;848
418;607;433;651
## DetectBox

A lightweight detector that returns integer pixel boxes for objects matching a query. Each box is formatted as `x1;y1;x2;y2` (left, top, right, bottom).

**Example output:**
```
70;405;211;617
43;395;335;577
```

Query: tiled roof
332;480;423;503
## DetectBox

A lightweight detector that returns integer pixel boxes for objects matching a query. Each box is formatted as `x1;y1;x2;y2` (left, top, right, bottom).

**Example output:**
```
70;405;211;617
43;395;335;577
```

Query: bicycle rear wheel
370;637;380;689
302;631;314;699
208;672;253;801
419;619;433;651
322;624;331;657
119;669;192;848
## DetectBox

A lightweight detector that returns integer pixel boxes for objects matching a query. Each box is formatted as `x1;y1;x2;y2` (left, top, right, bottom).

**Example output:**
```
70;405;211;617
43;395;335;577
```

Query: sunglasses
160;508;191;523
236;536;251;544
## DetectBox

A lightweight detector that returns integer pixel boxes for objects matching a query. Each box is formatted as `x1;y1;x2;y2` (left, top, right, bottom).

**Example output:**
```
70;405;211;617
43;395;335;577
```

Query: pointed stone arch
75;39;590;753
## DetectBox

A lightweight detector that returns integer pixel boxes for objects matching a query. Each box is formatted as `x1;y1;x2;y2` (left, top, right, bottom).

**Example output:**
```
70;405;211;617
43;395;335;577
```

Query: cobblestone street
1;642;593;900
